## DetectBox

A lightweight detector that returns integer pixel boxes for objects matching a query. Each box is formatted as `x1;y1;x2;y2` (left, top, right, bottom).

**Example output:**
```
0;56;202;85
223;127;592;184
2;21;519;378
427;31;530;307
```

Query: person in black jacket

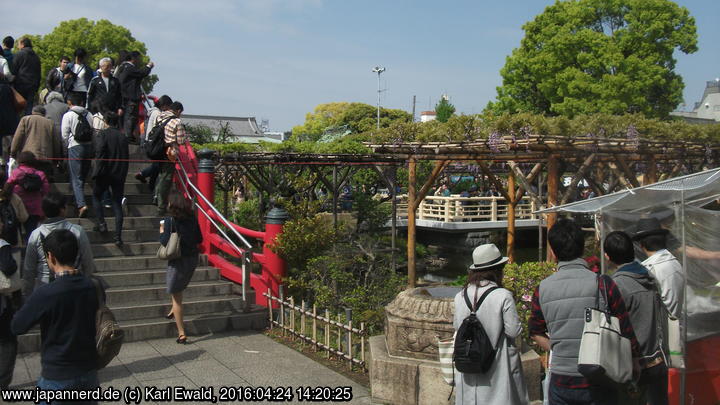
45;56;71;97
116;51;153;141
92;111;128;246
10;37;41;116
11;229;100;398
87;57;122;114
160;192;202;344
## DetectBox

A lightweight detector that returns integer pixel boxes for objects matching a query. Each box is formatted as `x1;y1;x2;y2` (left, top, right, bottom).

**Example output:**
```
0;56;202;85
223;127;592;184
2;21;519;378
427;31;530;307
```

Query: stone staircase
18;146;267;352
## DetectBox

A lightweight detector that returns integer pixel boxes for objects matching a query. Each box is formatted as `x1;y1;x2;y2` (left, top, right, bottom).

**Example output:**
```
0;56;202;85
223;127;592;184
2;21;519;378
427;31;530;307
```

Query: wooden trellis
203;134;720;288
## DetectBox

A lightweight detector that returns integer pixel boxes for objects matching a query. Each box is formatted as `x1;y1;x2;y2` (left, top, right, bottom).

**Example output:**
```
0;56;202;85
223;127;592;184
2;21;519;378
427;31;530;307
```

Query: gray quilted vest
538;258;600;377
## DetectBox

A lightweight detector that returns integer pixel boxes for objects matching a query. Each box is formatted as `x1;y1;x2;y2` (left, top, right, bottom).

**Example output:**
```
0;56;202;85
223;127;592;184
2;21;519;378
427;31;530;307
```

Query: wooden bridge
392;195;542;231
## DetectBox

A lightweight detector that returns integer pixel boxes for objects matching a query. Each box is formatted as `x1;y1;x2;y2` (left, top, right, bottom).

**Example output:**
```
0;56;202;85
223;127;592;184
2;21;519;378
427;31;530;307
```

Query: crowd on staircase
0;34;203;401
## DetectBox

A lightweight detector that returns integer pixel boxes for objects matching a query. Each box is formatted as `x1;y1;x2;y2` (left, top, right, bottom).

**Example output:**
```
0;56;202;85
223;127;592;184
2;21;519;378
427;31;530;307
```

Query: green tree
487;0;697;119
292;102;412;141
434;96;456;123
27;18;158;93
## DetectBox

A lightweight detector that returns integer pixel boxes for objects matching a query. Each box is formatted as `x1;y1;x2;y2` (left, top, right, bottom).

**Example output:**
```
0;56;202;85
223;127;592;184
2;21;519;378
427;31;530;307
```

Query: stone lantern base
369;335;452;405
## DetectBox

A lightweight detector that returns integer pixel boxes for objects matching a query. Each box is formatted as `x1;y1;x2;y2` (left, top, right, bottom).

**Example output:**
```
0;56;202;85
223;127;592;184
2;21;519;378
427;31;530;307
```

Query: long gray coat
453;282;529;405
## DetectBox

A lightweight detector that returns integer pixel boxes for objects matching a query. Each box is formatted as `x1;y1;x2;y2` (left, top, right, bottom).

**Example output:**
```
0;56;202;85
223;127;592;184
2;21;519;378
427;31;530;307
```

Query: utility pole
411;95;416;122
372;66;385;129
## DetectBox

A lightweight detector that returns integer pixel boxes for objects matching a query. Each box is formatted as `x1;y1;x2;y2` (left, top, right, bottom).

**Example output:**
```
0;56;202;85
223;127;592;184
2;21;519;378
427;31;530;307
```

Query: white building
671;79;720;123
420;111;437;122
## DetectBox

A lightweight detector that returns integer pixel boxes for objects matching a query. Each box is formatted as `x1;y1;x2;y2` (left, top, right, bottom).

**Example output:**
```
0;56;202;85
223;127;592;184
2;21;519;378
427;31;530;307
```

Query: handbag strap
463;286;500;313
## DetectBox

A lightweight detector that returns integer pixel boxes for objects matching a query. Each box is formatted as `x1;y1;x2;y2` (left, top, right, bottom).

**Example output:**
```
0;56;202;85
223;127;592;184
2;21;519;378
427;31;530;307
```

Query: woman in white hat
453;243;529;405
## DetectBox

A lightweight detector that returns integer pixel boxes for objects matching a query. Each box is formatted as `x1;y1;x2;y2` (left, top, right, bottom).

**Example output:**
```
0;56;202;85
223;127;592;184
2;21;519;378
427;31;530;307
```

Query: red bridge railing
185;149;287;308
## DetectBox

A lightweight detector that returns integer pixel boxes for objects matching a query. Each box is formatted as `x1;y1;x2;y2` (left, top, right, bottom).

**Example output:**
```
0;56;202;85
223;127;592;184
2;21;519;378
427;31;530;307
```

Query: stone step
106;280;233;306
64;193;155;205
86;229;159;244
53;168;151;184
52;182;153;195
69;216;162;231
110;294;251;322
17;306;268;353
92;241;160;258
93;254;208;272
66;203;159;218
97;266;219;288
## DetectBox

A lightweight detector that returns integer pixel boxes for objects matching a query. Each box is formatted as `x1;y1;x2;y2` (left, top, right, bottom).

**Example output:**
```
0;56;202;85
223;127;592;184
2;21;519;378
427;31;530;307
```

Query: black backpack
72;110;94;143
20;172;43;192
453;286;500;374
145;117;173;160
0;201;18;246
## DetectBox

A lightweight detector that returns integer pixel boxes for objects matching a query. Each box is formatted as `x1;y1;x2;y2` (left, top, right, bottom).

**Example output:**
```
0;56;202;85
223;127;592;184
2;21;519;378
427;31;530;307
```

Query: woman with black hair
453;244;529;405
159;192;202;344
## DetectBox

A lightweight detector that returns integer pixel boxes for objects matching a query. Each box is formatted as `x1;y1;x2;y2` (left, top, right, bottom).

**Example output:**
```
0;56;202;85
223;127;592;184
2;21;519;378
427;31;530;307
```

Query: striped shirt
159;111;186;145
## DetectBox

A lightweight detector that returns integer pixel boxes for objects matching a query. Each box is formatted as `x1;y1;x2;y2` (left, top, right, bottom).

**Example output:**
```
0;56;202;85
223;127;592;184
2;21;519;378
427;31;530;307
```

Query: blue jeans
549;381;617;405
37;369;98;405
68;144;93;208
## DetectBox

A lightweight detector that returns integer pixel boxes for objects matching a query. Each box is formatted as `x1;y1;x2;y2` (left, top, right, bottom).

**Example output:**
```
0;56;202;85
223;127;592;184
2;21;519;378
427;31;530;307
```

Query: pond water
418;244;545;284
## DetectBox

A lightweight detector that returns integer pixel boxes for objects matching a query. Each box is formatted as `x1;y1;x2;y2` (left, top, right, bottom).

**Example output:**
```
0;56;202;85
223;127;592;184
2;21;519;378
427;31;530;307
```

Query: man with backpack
61;92;94;218
153;102;185;216
605;231;668;405
23;192;96;296
135;95;172;192
12;229;100;398
529;218;640;405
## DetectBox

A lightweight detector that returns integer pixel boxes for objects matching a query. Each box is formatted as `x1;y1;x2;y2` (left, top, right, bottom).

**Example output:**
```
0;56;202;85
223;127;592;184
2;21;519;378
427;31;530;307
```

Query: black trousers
123;99;139;139
92;178;125;240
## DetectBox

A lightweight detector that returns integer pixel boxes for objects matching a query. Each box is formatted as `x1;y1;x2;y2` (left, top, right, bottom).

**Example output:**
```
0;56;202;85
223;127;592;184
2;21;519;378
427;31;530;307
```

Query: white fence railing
394;195;539;223
263;289;367;371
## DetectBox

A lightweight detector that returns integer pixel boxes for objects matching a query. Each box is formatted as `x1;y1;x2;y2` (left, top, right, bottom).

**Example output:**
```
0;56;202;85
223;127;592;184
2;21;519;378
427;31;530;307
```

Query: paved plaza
10;331;371;404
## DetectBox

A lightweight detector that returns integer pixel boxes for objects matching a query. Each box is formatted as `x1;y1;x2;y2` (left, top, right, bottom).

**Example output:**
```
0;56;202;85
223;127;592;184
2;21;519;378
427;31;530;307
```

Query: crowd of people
0;34;203;401
454;217;681;404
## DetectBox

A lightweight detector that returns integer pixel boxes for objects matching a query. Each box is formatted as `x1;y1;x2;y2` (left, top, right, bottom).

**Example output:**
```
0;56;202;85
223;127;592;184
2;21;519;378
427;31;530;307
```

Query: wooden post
325;309;330;359
332;166;338;228
312;304;318;352
546;156;559;261
507;170;517;263
407;158;417;288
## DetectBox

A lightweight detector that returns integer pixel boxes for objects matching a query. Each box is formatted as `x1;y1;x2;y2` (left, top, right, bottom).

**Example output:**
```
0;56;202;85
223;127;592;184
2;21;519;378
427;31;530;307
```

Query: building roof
420;111;436;115
182;114;281;143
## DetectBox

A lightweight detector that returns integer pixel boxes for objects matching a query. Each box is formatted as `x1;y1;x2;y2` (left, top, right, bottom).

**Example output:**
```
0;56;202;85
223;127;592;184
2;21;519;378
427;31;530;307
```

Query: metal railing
175;155;253;311
393;195;539;222
263;289;367;371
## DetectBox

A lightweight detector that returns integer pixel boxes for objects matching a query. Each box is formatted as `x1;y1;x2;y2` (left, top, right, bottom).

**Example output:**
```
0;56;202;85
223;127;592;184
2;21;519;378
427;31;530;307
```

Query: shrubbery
270;199;405;335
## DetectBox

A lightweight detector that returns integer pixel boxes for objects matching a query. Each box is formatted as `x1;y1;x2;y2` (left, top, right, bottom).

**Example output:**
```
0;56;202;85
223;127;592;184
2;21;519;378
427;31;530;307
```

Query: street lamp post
372;66;385;129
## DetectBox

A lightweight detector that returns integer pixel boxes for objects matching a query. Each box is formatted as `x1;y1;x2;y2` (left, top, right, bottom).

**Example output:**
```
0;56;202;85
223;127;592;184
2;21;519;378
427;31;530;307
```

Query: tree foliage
435;96;456;123
292;102;412;141
26;18;158;93
487;0;698;119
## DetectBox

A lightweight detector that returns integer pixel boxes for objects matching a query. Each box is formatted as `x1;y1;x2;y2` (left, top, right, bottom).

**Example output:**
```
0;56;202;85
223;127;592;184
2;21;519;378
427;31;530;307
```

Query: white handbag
0;240;21;294
577;275;632;384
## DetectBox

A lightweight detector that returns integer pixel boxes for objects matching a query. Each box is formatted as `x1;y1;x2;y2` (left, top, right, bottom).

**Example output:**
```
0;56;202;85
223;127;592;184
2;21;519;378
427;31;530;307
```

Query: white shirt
61;106;93;149
144;107;162;141
642;249;684;319
101;76;109;92
0;56;13;82
71;64;90;92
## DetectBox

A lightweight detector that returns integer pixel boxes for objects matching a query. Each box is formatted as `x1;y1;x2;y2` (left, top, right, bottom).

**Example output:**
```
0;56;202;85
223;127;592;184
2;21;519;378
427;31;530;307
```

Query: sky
5;0;720;132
